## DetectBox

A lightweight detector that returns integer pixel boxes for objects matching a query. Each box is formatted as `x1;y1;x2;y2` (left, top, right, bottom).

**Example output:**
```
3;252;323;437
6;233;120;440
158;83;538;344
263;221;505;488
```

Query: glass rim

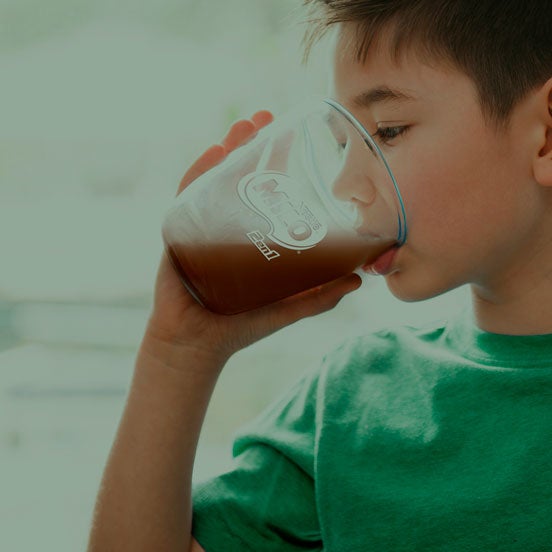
322;98;408;246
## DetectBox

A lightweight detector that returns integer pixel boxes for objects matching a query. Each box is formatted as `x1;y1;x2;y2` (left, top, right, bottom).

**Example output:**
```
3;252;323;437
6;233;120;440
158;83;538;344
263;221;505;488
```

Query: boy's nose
329;147;396;238
331;166;378;207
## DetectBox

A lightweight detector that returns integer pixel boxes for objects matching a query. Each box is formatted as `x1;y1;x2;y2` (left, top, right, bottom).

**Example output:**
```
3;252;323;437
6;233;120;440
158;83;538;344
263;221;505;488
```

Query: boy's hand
143;111;362;367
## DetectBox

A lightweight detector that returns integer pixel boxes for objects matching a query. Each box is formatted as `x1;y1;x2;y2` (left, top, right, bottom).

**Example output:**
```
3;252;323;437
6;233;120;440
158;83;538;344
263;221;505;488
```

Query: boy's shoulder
321;317;451;378
313;317;456;416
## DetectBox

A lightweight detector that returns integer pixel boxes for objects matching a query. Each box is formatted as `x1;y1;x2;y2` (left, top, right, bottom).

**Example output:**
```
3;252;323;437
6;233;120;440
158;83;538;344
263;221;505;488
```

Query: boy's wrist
138;327;229;378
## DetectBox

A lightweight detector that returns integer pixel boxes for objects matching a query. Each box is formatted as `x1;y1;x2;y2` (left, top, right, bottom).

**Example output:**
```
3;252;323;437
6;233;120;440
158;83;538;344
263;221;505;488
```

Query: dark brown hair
300;0;552;128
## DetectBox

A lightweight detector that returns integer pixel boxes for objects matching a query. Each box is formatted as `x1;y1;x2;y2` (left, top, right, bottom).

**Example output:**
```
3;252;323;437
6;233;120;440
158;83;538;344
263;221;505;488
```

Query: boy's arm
190;537;206;552
87;338;224;552
87;115;361;552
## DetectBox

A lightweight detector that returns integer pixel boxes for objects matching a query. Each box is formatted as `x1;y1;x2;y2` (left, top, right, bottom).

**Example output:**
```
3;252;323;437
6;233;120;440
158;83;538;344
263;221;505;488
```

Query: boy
88;1;552;550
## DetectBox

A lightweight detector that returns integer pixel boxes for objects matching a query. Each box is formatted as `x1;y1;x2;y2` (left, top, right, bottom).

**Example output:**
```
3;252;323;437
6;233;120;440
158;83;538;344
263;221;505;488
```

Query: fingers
283;273;363;321
251;110;274;128
221;119;257;151
177;109;275;196
221;110;274;151
246;273;363;339
177;144;226;196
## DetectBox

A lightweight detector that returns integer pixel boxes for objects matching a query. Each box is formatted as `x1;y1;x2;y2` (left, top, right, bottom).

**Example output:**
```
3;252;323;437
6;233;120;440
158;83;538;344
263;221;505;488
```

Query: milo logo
237;172;327;251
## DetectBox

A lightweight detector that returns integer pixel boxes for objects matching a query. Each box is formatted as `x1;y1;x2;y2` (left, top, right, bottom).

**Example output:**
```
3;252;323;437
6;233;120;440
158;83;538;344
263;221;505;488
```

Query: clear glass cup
162;97;407;314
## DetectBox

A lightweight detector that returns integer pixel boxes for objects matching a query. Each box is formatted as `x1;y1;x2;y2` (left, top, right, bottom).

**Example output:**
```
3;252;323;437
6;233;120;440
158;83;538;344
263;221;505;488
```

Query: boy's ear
533;82;552;187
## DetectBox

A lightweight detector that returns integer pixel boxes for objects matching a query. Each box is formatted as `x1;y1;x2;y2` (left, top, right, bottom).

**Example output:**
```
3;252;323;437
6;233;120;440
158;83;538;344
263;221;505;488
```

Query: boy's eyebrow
351;86;417;110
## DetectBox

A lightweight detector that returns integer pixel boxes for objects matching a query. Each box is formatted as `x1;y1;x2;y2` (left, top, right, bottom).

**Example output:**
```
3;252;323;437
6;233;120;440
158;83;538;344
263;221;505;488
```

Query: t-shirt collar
444;306;552;368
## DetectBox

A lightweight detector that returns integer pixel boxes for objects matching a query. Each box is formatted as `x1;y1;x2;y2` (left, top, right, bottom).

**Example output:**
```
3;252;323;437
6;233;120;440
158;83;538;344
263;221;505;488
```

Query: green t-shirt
192;308;552;551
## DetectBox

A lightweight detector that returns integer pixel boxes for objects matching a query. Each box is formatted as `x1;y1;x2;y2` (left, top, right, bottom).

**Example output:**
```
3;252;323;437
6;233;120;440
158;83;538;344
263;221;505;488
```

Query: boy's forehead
328;23;470;111
330;25;421;104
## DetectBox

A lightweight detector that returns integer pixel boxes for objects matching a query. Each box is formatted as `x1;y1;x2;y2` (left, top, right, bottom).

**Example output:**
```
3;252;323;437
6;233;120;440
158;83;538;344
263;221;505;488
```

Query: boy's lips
362;245;400;275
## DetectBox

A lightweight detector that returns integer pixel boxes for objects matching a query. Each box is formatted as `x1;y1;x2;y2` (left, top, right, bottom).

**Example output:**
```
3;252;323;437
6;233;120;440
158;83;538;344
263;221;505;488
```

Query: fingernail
252;110;274;126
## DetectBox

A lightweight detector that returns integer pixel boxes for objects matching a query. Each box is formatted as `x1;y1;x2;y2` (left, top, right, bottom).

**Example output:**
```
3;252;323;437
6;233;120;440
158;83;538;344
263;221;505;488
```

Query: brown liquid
164;234;395;315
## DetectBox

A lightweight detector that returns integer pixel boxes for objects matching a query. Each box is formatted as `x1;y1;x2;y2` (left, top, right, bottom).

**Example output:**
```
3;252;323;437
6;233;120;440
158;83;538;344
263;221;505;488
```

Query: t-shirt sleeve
191;367;323;552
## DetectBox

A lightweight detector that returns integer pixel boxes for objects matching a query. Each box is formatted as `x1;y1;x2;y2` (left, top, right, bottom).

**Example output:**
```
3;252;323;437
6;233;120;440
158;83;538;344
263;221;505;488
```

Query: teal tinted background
0;2;468;550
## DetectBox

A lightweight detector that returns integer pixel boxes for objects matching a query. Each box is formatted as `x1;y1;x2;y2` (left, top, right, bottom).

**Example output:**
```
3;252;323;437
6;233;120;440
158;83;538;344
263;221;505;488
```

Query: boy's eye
373;125;409;145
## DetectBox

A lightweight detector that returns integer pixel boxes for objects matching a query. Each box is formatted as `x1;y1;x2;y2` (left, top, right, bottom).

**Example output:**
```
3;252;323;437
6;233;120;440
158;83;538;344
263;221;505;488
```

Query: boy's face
329;24;546;303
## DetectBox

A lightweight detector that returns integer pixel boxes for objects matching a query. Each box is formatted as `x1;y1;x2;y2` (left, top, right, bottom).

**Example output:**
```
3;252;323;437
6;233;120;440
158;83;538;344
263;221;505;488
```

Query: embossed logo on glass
237;172;327;251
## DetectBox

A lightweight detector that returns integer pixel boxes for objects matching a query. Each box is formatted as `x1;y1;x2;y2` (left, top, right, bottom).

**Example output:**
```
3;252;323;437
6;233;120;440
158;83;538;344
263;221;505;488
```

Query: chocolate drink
162;164;398;314
164;234;395;315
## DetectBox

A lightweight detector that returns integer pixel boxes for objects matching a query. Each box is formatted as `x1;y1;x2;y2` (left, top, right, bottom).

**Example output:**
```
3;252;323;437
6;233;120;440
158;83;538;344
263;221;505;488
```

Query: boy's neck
471;275;552;335
470;213;552;335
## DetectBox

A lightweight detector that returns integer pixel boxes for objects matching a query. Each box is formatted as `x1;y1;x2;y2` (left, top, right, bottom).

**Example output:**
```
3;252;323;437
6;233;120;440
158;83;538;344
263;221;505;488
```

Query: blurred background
0;1;468;550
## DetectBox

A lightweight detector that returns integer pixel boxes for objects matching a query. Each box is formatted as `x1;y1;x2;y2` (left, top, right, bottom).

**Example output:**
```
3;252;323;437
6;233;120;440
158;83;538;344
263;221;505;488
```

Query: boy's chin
384;271;458;303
